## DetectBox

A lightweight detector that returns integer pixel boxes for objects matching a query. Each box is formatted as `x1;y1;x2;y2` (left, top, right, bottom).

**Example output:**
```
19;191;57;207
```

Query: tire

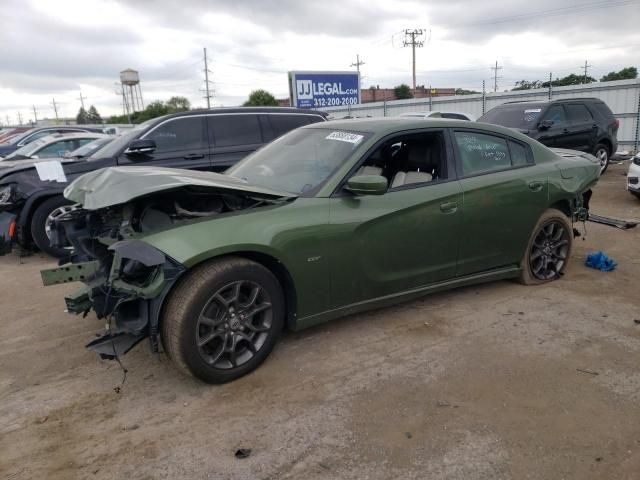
519;209;573;285
30;196;74;258
161;257;285;383
594;143;610;174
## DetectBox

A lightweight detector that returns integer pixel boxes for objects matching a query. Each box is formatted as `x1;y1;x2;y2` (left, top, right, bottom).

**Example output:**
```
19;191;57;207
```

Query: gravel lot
1;162;639;480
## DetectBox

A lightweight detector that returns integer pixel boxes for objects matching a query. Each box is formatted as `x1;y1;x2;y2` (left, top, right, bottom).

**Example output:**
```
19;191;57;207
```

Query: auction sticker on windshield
325;131;364;144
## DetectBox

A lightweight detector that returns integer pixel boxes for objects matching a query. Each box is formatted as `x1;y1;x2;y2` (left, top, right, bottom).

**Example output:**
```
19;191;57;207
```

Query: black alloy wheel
529;220;570;281
195;280;273;369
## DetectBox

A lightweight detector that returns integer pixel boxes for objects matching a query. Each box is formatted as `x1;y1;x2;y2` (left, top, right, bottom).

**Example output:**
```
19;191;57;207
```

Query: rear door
208;114;263;171
537;104;568;147
118;116;210;170
563;103;595;152
453;129;548;276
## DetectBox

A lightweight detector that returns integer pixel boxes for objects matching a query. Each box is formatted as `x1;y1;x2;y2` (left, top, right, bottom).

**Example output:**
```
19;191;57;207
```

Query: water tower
119;69;145;115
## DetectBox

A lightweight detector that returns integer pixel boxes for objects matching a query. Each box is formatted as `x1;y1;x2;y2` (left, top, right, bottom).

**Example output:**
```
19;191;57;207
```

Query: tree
600;67;637;82
166;96;191;112
394;84;413;100
243;90;278;106
76;107;88;124
542;73;596;88
512;80;543;91
455;88;480;95
86;105;102;123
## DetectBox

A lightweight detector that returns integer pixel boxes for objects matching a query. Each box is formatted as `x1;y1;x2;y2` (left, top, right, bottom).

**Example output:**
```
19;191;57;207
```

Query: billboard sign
289;71;360;109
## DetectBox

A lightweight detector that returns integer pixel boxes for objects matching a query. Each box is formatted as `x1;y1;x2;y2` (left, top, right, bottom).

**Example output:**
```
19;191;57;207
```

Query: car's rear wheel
30;196;74;258
594;143;610;174
161;257;285;383
519;209;573;285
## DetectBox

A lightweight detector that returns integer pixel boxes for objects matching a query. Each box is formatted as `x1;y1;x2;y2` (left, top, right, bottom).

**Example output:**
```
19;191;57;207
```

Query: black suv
478;98;618;173
0;107;327;257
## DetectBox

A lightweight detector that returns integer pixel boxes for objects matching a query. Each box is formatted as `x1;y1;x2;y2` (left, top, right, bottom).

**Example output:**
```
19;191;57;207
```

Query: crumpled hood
64;166;296;210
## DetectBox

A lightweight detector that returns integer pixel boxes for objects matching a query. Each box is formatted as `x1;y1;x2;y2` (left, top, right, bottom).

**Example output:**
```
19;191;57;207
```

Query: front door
328;130;462;308
452;129;549;276
118;116;211;170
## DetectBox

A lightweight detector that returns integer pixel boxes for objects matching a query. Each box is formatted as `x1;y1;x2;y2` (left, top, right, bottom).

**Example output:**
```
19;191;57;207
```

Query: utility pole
50;98;59;123
5;115;9;126
402;29;425;92
491;60;502;93
350;54;365;77
203;47;214;109
32;105;38;124
78;90;87;110
582;60;592;84
17;112;23;126
548;72;553;100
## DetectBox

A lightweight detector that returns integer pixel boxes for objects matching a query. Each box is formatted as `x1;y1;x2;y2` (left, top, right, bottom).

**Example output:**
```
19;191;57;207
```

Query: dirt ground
1;162;639;480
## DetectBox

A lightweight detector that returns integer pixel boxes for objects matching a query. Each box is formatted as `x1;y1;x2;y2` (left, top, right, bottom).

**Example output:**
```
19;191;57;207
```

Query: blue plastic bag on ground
585;251;617;272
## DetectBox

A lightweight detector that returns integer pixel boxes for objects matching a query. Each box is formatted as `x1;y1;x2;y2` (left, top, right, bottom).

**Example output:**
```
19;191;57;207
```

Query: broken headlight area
42;238;185;359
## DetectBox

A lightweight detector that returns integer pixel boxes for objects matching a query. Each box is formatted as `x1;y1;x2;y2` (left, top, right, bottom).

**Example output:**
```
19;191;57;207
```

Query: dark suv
478;98;618;173
0;107;327;257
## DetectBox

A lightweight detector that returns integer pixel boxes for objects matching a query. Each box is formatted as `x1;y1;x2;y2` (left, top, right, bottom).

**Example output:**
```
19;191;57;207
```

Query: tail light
613;119;620;129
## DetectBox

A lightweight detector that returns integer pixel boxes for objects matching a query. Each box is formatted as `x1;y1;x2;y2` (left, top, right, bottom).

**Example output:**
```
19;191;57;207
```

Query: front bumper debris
0;211;17;255
41;238;186;360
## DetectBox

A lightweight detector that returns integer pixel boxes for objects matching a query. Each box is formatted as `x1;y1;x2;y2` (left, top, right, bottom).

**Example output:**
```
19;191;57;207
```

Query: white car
398;111;476;121
628;153;640;198
0;133;108;167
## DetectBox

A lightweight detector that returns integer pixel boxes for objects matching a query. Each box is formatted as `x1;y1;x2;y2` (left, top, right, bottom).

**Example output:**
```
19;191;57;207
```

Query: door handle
184;153;204;160
528;181;544;192
439;201;458;214
562;128;569;134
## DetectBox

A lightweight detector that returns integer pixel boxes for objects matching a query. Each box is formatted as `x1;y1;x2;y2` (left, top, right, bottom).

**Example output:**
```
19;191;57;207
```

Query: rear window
566;104;592;123
588;101;615;121
479;104;545;129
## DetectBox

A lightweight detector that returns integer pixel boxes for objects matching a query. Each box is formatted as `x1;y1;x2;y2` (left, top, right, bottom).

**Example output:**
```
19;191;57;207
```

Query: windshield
88;125;145;160
66;137;113;158
1;136;50;160
479;104;545;129
4;129;35;145
227;127;370;194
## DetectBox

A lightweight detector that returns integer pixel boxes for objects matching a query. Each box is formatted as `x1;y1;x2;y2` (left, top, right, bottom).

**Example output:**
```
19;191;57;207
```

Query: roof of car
37;132;108;143
503;97;603;106
158;107;328;122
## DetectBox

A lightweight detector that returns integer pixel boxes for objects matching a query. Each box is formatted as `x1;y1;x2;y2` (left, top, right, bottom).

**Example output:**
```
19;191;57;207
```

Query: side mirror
345;175;388;196
125;139;156;156
538;119;554;130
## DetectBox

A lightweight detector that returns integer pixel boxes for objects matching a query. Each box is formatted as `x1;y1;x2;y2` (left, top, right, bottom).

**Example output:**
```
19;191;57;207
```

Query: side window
355;131;448;189
565;104;593;123
509;140;529;167
269;115;311;139
209;115;262;147
441;113;469;121
23;130;53;144
146;117;206;153
37;140;76;157
454;131;511;176
541;105;566;125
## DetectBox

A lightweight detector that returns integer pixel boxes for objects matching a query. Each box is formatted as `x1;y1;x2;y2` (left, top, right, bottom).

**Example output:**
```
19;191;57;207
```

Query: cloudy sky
1;0;639;123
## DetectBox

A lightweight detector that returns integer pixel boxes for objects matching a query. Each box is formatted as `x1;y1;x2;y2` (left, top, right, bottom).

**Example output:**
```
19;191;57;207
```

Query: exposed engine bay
41;188;281;358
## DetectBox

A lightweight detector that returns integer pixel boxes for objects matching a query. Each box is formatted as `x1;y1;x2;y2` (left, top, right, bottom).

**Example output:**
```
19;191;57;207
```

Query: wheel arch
17;190;66;245
162;250;299;331
548;199;572;219
596;137;612;154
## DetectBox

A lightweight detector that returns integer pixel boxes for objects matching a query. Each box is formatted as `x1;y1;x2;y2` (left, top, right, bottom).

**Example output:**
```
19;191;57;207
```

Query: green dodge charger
42;118;600;383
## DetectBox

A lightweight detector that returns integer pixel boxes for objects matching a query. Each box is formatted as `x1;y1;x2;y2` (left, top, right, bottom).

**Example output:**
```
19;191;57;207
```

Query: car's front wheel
519;209;573;285
161;257;285;383
30;196;74;258
594;143;610;174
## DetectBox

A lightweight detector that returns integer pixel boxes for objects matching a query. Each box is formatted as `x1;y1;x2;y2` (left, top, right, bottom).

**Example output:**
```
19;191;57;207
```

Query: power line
402;29;425;91
491;60;503;92
461;0;639;27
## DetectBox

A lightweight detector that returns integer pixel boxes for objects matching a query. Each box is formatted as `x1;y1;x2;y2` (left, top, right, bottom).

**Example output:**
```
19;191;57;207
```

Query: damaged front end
42;237;185;357
40;166;294;360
